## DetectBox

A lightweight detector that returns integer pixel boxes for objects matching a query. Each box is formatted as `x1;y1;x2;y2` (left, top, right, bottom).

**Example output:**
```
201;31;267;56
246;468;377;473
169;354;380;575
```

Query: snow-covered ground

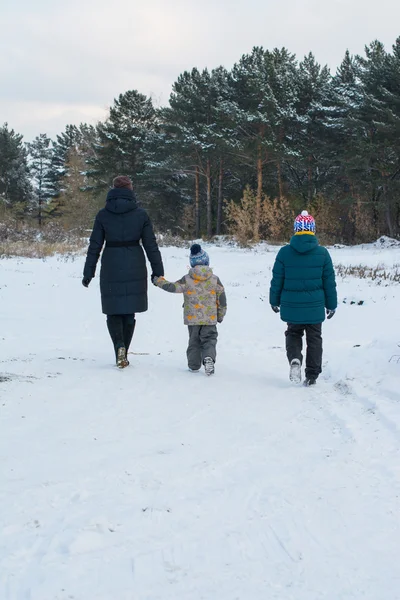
1;242;400;600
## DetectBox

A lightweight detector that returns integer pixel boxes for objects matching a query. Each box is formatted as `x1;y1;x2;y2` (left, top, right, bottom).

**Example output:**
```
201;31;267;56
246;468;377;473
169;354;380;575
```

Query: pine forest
2;38;400;245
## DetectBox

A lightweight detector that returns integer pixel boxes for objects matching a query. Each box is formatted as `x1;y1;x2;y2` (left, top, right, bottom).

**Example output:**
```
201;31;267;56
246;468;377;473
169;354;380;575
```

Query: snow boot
304;377;317;387
124;318;136;357
289;358;302;384
116;346;129;369
189;367;200;373
204;357;215;376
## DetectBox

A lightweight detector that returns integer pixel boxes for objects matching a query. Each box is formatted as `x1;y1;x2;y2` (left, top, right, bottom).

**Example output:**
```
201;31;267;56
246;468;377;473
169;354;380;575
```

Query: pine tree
0;123;31;205
90;90;156;188
50;124;83;197
265;47;299;199
337;50;357;84
228;47;298;240
161;68;219;237
353;40;400;236
287;53;334;203
329;50;368;208
209;66;239;234
27;134;55;226
139;117;193;234
385;38;400;235
54;148;99;232
229;47;276;240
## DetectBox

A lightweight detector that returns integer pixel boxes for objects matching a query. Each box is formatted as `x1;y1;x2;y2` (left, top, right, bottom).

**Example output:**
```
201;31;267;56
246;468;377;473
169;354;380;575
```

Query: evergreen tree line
1;37;400;244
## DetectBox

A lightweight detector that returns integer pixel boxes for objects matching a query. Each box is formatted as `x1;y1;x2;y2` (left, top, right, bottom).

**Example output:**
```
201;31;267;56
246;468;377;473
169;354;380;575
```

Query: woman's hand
82;277;92;288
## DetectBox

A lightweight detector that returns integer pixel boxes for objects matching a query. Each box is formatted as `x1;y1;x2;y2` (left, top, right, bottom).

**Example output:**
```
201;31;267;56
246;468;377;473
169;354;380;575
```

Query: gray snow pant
187;325;218;370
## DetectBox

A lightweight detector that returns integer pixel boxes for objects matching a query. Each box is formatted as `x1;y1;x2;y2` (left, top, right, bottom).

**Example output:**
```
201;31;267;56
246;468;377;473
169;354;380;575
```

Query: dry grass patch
336;263;400;283
0;240;86;259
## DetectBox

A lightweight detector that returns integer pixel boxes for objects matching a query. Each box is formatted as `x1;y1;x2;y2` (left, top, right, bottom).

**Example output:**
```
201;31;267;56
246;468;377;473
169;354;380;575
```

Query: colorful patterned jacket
155;265;227;326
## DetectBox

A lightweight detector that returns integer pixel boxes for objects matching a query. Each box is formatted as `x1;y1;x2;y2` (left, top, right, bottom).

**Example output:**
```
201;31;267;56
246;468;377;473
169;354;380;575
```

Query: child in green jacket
269;211;337;386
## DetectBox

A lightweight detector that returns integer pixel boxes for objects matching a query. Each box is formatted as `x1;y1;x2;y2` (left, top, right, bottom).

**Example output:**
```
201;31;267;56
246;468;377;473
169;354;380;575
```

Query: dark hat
190;243;202;256
113;175;133;190
189;244;210;267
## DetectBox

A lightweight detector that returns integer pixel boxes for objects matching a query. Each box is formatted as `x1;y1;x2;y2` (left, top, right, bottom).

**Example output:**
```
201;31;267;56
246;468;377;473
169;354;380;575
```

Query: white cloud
0;100;108;138
1;0;399;139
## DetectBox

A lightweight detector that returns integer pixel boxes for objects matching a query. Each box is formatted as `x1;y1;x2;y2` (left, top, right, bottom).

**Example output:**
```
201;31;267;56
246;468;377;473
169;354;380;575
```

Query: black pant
285;323;322;379
107;314;136;358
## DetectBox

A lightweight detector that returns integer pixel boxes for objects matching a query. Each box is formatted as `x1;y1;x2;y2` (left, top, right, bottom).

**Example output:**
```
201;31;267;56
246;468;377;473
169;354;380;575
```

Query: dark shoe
289;358;302;383
203;357;215;376
304;377;317;387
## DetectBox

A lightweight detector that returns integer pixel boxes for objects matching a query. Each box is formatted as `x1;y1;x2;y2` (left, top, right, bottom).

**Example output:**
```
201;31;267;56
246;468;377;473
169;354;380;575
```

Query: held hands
271;305;280;314
151;274;162;286
82;277;92;288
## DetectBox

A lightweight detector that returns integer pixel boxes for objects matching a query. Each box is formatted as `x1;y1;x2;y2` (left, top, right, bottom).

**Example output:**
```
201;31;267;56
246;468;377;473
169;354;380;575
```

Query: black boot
107;315;127;366
123;316;136;357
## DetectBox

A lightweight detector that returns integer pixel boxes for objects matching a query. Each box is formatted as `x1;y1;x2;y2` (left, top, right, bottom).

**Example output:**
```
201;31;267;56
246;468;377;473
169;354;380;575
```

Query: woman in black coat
83;176;164;367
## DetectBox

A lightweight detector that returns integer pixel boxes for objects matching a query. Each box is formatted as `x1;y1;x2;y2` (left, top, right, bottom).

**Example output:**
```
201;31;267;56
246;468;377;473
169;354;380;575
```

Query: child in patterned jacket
153;244;227;375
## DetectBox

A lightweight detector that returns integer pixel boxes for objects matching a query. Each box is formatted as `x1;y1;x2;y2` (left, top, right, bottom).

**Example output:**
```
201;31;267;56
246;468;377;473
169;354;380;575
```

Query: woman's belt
106;240;140;248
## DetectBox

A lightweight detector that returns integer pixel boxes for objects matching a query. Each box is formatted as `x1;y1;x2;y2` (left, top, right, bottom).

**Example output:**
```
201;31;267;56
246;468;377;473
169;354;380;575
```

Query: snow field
1;243;400;600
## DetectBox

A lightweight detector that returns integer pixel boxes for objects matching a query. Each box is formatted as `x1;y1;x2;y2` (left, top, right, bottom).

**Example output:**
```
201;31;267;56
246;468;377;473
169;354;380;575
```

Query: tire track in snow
306;378;400;490
351;384;400;442
323;377;400;444
304;386;356;444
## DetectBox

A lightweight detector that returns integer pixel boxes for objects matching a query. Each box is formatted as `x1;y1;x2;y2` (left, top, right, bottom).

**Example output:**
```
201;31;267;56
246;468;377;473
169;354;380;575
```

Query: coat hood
105;188;138;214
289;234;319;254
189;265;213;282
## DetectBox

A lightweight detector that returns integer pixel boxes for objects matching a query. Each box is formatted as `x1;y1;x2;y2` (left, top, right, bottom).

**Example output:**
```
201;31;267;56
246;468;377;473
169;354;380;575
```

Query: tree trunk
386;205;394;238
217;159;223;235
384;184;394;238
206;159;212;238
372;191;380;238
195;166;200;238
254;145;263;242
38;177;43;228
277;127;284;199
277;161;283;199
308;155;313;204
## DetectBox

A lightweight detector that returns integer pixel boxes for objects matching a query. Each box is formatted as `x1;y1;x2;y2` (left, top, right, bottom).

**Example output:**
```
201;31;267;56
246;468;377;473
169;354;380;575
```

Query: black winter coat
83;188;164;315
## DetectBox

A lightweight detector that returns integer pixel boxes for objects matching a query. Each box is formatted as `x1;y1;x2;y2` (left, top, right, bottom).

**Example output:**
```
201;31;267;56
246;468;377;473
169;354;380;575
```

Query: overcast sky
1;0;399;141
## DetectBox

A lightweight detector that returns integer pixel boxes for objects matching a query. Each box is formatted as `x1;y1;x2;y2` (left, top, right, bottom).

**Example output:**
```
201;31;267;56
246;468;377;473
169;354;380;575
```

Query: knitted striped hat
190;244;210;267
294;211;316;234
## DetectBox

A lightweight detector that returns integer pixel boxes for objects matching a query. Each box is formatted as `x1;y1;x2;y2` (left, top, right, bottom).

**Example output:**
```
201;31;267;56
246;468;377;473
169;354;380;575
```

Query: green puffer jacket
269;234;337;324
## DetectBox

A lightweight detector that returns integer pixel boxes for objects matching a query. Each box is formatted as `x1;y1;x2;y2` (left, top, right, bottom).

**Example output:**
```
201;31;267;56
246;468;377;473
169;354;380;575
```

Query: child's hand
152;275;166;287
217;317;223;323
